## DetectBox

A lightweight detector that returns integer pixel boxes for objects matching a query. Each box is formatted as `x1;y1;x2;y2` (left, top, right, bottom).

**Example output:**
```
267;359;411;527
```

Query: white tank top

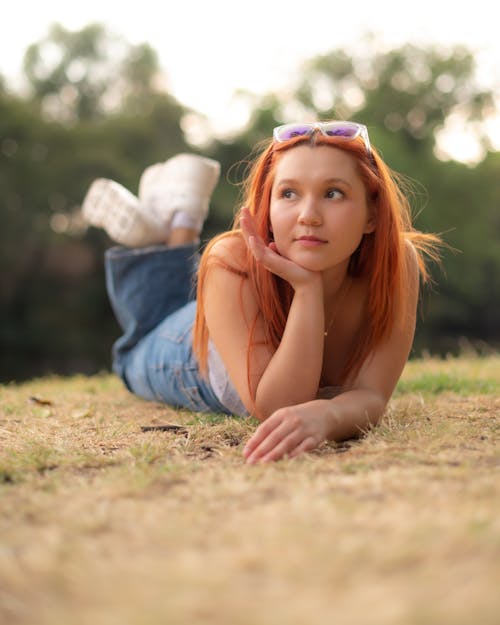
207;340;249;417
206;341;343;417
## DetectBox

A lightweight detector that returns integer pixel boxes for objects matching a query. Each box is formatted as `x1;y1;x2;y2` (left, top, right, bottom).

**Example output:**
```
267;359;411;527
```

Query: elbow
347;386;388;428
249;400;277;423
241;388;273;422
367;390;389;427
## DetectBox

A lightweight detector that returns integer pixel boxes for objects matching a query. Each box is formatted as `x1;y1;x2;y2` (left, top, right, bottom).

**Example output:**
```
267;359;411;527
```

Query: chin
291;256;331;272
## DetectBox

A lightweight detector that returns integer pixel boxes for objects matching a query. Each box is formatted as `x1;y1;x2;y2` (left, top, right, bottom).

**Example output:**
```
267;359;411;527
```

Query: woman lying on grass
82;121;440;464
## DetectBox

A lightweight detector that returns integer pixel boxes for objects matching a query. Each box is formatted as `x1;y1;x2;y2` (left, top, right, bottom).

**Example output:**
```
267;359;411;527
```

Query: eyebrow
275;177;353;188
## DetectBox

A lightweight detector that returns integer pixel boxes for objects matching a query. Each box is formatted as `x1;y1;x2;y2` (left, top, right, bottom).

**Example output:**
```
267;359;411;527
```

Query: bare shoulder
404;238;421;283
404;237;418;263
402;239;421;309
202;231;269;410
205;232;247;273
202;231;258;316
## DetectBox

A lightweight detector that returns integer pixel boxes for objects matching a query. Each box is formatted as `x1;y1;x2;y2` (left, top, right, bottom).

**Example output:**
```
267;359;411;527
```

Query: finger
243;415;283;458
239;218;252;247
239;208;258;239
240;211;295;277
240;217;270;264
257;430;306;464
246;421;299;464
249;237;279;269
260;434;317;464
241;210;278;259
245;421;289;462
250;240;294;277
288;436;317;459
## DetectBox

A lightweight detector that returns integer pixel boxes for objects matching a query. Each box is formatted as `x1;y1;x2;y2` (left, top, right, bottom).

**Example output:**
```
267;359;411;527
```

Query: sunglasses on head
273;121;372;156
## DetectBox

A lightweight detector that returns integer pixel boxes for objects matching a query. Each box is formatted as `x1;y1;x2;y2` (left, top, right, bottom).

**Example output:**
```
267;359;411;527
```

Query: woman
82;121;440;464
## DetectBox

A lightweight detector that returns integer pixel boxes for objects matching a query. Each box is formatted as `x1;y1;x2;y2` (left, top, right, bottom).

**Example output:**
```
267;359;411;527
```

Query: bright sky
2;0;500;159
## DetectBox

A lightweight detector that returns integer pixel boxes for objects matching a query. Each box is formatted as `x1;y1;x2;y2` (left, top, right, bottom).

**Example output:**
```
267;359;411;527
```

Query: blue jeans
105;243;230;414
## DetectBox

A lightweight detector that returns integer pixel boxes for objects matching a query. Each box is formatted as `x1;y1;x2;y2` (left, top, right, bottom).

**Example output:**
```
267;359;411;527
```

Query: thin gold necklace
324;278;352;337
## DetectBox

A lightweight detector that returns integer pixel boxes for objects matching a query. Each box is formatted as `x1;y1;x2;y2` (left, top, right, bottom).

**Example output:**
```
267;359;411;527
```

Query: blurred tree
1;23;193;381
1;29;499;382
205;95;286;239
234;40;499;354
23;23;165;122
285;42;494;149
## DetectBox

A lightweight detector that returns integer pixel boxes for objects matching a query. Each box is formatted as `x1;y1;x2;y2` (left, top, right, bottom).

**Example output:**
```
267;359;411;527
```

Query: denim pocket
157;301;197;344
172;364;210;412
160;324;192;344
181;383;208;411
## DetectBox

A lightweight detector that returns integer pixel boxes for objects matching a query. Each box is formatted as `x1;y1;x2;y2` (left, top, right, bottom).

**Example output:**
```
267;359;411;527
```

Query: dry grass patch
1;356;499;625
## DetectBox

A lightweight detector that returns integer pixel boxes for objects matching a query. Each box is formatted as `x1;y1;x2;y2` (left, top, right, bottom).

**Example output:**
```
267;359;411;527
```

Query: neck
321;260;350;304
322;266;353;337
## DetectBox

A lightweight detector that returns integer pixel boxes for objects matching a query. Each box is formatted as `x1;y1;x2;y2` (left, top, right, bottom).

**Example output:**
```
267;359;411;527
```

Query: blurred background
1;2;499;383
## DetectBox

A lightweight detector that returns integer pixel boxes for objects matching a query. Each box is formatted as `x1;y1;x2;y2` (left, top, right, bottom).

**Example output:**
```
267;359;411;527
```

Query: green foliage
396;371;499;396
396;354;500;395
1;24;499;381
22;23;163;122
1;25;194;381
250;39;500;353
291;41;494;148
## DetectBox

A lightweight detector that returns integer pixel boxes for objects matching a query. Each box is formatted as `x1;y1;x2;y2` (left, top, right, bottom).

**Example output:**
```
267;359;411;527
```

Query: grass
0;355;499;625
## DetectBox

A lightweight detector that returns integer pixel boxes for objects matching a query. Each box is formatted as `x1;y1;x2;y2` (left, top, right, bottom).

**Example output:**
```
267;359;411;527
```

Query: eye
280;188;297;199
326;188;344;200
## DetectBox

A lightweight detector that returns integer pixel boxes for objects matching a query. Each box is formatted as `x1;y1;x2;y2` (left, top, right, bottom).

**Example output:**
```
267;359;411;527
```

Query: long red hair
193;130;441;388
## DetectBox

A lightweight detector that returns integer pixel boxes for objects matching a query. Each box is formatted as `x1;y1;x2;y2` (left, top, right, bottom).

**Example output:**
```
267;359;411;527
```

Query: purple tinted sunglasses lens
324;125;358;138
279;125;312;140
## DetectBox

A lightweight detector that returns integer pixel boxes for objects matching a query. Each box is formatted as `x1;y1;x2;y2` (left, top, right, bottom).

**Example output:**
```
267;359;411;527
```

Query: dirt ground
1;356;499;625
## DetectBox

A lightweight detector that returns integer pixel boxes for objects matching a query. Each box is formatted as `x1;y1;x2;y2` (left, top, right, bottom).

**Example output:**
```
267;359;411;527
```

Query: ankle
167;227;199;247
165;210;203;246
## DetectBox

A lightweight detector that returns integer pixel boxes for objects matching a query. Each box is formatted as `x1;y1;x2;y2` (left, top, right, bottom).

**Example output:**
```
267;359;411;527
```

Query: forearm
254;282;325;418
243;387;389;465
323;388;388;441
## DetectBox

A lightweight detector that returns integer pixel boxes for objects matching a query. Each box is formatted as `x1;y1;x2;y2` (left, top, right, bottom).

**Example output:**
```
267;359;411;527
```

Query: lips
295;235;327;244
298;235;326;241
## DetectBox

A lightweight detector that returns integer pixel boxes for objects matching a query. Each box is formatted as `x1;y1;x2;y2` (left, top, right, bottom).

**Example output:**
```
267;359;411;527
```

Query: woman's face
269;144;374;276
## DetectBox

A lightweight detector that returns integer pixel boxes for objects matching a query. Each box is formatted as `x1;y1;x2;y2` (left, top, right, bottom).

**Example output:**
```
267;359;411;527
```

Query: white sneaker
82;179;165;247
138;153;221;234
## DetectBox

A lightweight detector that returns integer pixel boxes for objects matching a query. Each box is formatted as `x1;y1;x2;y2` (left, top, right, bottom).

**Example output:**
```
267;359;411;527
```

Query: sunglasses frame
273;121;372;156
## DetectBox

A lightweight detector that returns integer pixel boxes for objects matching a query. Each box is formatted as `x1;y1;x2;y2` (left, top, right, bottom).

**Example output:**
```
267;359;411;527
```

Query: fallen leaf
140;424;188;434
29;396;54;406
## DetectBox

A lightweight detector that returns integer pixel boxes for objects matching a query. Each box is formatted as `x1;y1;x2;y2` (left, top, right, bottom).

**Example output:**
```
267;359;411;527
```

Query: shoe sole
82;179;158;247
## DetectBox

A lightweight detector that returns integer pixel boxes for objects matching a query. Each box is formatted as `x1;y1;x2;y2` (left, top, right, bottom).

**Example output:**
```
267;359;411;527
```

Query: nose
298;196;322;226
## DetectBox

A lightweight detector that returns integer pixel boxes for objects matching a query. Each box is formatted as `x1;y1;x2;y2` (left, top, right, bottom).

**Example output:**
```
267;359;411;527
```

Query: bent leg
104;242;198;381
122;299;229;413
